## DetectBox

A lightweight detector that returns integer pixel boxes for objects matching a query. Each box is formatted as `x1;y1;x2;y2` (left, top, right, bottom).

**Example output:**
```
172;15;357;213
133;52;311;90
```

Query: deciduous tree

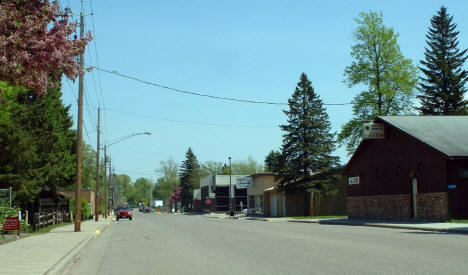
0;0;91;99
338;11;418;155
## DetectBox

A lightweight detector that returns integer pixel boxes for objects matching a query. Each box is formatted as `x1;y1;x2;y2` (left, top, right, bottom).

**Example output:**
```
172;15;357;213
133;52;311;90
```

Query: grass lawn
291;215;347;220
449;219;468;224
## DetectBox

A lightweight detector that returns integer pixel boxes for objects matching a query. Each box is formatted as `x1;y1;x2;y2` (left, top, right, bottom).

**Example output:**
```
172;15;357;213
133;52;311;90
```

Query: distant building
345;116;468;220
199;175;249;212
246;172;347;217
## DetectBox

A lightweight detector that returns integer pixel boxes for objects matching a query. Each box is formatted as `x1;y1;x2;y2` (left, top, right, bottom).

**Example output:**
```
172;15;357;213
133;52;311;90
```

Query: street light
228;156;233;218
103;132;151;217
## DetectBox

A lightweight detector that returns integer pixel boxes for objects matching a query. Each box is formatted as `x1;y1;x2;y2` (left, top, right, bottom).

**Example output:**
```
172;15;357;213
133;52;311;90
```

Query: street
65;211;468;275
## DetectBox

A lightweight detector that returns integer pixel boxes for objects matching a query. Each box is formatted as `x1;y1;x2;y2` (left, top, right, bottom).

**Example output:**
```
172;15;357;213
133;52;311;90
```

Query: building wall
347;192;449;220
447;160;468;218
345;120;453;220
347;122;448;198
247;175;278;215
313;175;347;216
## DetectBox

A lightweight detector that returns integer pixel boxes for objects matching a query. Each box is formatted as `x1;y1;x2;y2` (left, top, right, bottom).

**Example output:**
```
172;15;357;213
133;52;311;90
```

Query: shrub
70;198;91;220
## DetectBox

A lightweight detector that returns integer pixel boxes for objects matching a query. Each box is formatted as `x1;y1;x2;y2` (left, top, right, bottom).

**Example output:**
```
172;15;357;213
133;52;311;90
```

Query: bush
70;198;91;220
0;206;28;232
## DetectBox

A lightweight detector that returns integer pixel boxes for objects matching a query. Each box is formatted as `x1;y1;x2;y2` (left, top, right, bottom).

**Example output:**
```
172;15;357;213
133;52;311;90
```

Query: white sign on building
363;123;385;139
348;176;360;185
236;176;252;189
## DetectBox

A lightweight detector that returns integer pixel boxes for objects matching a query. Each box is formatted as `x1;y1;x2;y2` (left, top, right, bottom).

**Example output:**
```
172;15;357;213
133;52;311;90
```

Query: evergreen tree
278;73;339;209
179;148;200;211
264;150;283;173
0;84;75;204
418;6;468;115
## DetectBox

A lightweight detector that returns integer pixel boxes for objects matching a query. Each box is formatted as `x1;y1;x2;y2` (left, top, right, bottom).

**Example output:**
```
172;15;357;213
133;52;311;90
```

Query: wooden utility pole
108;157;112;213
74;0;85;232
95;107;101;221
103;146;107;219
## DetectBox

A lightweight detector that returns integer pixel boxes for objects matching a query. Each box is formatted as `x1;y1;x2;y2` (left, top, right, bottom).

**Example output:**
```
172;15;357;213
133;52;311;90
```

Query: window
461;168;468;179
249;196;255;208
256;195;264;210
396;166;401;176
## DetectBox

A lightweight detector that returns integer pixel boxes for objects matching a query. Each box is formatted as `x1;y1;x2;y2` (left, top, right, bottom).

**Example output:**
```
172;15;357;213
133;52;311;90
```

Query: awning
264;186;277;192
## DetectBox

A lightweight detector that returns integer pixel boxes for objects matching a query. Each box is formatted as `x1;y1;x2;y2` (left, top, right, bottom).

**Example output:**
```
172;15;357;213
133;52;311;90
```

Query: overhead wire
104;107;278;128
94;67;354;106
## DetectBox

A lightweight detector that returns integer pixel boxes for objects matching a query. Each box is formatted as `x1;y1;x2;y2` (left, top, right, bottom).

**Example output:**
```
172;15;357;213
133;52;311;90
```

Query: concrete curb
287;219;468;234
45;221;111;275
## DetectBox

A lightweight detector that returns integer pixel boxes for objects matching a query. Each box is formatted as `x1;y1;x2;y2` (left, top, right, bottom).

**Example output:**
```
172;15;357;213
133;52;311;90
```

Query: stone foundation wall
348;194;412;219
417;192;448;221
348;192;449;220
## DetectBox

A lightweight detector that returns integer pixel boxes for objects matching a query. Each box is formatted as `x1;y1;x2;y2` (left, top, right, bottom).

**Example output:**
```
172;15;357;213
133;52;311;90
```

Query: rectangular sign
2;217;20;231
348;176;360;185
236;177;252;189
363;123;385;139
448;185;457;189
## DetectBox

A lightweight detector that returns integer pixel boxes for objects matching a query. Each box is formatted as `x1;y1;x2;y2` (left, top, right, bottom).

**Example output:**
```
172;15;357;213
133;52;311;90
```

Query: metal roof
378;116;468;157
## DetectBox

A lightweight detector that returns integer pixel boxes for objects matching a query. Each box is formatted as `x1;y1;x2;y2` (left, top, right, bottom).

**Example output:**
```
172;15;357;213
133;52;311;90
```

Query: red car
116;206;132;221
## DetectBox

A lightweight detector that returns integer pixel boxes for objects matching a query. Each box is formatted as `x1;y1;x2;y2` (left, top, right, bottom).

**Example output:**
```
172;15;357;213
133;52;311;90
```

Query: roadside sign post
2;217;20;236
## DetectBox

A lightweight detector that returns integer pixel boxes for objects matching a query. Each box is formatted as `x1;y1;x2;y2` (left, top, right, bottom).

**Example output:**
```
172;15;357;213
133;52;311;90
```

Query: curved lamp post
103;132;151;217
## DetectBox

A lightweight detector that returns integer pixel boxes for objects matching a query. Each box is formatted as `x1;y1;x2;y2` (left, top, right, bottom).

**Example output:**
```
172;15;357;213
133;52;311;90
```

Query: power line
114;169;158;176
104;107;278;128
94;67;353;106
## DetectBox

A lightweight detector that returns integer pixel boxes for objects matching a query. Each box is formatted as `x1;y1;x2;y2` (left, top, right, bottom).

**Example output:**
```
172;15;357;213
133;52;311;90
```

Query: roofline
343;116;454;174
250;172;277;178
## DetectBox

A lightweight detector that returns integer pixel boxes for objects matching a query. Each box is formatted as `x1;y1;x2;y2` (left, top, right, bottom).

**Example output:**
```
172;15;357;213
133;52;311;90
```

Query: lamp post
103;132;151;216
228;156;233;217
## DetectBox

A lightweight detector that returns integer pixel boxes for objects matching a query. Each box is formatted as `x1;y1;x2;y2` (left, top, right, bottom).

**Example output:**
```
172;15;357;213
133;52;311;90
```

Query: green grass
291;215;347;220
28;222;72;233
449;219;468;224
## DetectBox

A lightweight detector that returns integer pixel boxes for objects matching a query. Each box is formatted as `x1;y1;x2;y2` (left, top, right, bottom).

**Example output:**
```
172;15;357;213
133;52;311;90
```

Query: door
412;178;418;219
271;194;277;217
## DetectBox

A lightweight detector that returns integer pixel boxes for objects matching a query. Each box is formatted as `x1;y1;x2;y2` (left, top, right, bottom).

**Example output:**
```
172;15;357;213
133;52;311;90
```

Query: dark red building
344;116;468;220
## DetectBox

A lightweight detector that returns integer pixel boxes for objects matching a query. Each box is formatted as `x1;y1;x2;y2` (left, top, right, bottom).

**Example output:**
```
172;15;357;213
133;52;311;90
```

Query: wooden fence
33;211;71;231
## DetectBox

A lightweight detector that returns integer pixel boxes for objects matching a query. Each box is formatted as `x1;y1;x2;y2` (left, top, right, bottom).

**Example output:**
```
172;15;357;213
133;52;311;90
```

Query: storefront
247;173;278;215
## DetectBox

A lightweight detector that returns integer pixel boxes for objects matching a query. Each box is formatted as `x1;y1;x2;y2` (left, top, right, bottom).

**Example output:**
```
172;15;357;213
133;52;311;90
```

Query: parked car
116;206;132;221
142;207;151;213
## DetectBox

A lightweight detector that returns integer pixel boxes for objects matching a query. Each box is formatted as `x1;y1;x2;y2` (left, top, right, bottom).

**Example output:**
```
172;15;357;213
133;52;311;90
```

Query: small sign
236;177;252;189
2;217;20;231
348;176;360;185
205;199;211;205
363;123;385;139
448;185;456;189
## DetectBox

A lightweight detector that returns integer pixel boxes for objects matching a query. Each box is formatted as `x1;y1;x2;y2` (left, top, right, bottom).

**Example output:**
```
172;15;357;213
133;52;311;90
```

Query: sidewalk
0;217;112;275
289;218;468;234
201;213;468;234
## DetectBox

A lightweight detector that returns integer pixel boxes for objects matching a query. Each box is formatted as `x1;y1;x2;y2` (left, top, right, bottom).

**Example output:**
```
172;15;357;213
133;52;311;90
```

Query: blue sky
60;0;468;182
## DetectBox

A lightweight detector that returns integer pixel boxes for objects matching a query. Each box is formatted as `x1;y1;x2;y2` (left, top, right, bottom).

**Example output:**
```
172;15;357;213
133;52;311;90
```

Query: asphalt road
65;212;468;275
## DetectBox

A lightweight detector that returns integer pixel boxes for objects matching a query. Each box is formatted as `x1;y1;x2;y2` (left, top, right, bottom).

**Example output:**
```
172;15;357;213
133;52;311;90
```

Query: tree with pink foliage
170;187;182;212
0;0;91;101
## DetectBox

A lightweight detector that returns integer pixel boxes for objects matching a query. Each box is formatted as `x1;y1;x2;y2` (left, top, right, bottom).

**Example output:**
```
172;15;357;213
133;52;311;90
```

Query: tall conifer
278;73;338;210
179;147;200;211
418;6;468;114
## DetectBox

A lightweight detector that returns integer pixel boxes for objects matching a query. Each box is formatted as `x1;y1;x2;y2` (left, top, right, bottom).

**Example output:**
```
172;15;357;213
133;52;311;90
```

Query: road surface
65;212;468;274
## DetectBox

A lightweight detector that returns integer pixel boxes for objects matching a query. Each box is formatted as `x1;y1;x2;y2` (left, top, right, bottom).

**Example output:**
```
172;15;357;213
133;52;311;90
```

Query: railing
33;211;71;231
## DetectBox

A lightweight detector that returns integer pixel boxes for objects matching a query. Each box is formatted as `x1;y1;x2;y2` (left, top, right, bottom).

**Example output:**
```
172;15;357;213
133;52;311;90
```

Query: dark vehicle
116;206;132;221
142;207;151;213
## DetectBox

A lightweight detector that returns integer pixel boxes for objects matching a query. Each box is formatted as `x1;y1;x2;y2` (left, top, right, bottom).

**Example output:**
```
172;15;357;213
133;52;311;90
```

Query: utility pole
74;0;85;232
103;146;107;219
112;168;116;209
108;157;112;214
95;107;101;221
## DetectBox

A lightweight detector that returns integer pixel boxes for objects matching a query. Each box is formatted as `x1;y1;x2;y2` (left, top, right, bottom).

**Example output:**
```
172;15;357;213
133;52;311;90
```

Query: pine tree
179;148;200;211
278;73;339;203
418;6;468;115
